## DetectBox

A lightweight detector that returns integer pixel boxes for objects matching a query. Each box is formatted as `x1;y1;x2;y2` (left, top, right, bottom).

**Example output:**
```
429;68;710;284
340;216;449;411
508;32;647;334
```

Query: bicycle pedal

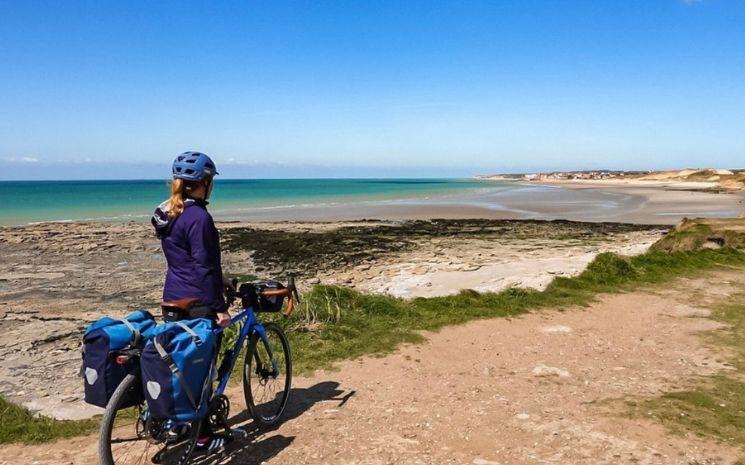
166;424;189;440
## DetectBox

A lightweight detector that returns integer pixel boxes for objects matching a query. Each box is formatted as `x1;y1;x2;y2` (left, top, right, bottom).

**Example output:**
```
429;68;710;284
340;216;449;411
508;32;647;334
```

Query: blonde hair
168;179;186;218
168;177;212;218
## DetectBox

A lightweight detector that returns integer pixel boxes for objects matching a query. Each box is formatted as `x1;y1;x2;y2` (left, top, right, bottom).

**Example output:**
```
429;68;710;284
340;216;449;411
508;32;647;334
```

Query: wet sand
216;181;745;225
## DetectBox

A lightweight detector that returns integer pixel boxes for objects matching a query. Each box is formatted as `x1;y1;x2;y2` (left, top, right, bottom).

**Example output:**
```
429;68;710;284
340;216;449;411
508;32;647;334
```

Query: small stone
532;364;570;378
473;458;500;465
541;325;572;334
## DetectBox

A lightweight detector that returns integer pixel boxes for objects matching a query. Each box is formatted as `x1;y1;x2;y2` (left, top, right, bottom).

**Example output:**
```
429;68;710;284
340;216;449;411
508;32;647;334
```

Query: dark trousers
161;305;216;322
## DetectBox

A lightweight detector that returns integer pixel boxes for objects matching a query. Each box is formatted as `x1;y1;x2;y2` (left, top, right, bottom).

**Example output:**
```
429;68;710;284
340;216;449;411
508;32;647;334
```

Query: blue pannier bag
140;319;216;423
82;310;156;407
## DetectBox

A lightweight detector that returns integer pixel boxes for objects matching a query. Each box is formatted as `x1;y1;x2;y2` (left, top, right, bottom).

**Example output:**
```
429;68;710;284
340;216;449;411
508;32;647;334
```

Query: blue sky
1;0;743;180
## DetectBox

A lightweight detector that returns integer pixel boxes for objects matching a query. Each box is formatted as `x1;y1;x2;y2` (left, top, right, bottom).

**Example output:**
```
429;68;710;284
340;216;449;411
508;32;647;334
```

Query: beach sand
218;180;745;225
533;179;745;223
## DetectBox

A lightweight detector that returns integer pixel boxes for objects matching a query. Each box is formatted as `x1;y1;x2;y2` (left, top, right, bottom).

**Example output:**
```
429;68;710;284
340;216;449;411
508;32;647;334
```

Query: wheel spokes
246;327;290;423
110;437;142;444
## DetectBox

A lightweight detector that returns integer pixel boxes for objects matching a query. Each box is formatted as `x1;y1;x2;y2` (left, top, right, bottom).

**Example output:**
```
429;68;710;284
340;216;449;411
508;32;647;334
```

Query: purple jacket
153;199;226;312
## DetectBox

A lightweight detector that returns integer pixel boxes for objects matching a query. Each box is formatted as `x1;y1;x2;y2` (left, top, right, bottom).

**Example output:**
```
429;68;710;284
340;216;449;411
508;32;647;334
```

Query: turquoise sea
0;179;504;226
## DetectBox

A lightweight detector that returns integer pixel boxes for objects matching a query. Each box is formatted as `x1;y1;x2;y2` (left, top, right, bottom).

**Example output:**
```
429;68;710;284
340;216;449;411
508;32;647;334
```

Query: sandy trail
4;269;743;465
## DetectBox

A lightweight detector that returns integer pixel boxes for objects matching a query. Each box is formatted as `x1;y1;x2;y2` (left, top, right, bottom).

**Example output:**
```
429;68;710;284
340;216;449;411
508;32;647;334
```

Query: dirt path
5;270;744;465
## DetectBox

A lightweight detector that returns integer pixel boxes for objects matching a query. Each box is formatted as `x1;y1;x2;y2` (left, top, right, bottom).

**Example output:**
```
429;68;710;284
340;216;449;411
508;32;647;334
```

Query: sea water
0;178;509;226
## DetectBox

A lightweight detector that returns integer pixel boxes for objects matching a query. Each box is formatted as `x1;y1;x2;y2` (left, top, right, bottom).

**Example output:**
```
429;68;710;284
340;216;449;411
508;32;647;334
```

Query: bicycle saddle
160;296;200;311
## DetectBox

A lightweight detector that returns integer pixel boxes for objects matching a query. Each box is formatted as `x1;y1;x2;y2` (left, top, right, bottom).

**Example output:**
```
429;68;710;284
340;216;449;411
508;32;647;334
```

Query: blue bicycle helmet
171;151;219;181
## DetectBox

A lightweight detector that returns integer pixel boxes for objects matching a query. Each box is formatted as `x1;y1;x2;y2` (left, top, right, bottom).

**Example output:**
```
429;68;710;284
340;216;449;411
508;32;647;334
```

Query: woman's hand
222;275;236;291
215;312;231;328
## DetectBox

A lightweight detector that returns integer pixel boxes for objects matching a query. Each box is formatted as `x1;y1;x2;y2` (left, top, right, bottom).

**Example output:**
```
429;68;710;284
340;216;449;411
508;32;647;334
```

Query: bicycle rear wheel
243;322;292;426
99;373;202;465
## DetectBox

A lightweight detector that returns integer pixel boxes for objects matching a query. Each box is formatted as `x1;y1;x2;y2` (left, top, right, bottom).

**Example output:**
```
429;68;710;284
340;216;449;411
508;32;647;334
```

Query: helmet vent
172;152;217;181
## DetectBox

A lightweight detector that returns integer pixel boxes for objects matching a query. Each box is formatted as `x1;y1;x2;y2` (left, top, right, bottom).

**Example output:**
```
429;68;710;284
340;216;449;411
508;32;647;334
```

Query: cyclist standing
151;151;234;453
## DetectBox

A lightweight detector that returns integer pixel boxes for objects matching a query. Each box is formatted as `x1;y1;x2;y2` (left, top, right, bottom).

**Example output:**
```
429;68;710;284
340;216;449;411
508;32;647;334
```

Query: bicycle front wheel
99;373;202;465
243;322;292;426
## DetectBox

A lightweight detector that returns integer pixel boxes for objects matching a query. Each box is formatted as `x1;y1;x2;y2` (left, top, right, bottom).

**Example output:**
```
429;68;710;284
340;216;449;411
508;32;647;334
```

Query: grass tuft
629;376;745;445
627;291;745;447
0;396;97;444
651;217;745;252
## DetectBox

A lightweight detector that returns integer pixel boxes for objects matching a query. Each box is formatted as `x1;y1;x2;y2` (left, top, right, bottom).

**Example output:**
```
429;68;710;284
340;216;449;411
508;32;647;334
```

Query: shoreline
2;180;743;227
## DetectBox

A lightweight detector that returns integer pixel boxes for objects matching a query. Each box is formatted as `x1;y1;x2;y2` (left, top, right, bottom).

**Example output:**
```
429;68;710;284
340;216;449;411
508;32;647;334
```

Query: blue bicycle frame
211;306;278;396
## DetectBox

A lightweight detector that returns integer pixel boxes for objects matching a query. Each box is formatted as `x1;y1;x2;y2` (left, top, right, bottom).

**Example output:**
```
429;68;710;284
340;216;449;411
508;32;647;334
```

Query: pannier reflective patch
85;367;98;385
147;381;161;400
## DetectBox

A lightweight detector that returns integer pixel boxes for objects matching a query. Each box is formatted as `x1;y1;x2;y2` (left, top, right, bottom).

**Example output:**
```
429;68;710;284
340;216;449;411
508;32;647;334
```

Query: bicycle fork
254;324;281;378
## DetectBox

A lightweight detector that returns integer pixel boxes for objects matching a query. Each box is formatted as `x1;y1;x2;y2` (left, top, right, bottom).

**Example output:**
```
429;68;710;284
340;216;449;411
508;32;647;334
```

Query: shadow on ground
194;381;355;464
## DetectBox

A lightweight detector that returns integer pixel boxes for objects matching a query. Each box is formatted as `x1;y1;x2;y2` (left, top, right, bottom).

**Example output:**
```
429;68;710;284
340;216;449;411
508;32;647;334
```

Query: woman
151;151;235;452
152;151;233;327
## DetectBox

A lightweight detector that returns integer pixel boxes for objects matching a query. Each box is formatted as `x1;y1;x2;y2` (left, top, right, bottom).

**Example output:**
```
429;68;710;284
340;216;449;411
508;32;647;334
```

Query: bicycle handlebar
225;276;301;317
262;288;291;297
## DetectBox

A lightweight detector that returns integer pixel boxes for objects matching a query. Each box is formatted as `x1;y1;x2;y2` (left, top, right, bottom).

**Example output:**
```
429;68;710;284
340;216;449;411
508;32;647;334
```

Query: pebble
532;364;571;378
541;325;572;333
473;458;501;465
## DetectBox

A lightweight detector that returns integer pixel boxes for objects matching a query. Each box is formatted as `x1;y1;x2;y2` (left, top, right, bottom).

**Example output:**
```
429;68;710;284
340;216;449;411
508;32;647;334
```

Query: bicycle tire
99;373;202;465
243;322;292;426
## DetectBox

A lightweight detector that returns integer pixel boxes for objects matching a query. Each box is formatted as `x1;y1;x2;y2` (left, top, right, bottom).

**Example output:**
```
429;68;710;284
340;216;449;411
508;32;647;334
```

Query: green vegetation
0;395;97;444
275;248;745;375
627;293;745;447
227;272;258;284
651;217;745;252
628;376;745;444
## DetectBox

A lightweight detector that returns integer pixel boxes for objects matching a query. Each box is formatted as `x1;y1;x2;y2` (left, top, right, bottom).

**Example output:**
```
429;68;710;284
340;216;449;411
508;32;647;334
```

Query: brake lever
288;275;301;304
283;275;300;316
226;278;239;308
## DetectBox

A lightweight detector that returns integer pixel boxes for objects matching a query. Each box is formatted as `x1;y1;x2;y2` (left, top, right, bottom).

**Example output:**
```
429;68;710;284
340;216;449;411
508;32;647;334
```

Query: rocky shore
0;219;666;419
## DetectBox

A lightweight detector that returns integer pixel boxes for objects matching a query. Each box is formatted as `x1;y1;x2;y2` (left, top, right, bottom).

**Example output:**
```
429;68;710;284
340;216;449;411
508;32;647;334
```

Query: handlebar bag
140;318;216;423
82;310;156;408
242;280;286;312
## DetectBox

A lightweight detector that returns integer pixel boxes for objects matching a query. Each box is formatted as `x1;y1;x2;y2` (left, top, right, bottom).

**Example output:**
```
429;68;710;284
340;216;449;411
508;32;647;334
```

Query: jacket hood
151;198;205;239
